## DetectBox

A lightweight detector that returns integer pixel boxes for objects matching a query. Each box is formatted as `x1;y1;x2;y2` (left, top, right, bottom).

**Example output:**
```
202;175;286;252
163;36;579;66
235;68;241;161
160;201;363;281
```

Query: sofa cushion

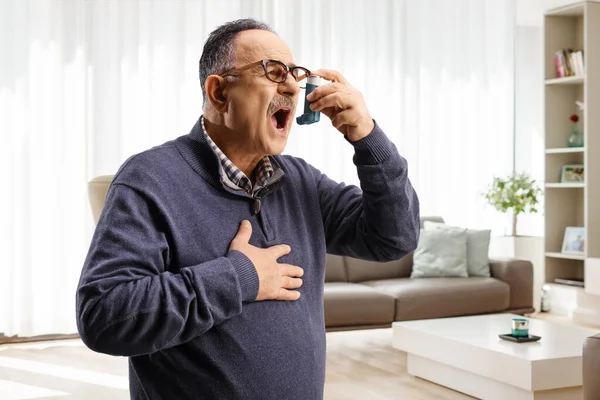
324;283;396;327
325;254;347;282
423;220;491;277
362;277;510;321
411;228;469;278
345;255;414;282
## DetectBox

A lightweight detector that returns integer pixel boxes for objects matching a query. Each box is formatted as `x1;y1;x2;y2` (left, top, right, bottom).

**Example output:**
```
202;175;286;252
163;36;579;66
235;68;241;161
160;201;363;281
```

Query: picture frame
561;226;585;255
560;164;584;183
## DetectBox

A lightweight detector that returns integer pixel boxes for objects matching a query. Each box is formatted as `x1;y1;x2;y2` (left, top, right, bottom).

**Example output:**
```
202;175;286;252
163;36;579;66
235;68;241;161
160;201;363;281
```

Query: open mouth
270;107;291;131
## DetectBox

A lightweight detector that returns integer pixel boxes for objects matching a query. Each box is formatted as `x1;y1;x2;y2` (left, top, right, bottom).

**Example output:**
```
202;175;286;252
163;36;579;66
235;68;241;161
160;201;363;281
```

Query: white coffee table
392;313;597;400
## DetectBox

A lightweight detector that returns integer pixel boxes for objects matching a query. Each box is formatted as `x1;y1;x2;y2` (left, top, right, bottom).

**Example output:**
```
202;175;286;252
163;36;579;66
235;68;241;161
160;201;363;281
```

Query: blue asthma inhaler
296;75;321;125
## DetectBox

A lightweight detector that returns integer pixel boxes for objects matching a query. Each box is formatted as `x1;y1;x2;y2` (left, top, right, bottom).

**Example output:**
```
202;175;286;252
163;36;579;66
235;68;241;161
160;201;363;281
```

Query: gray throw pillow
423;221;491;277
411;228;469;278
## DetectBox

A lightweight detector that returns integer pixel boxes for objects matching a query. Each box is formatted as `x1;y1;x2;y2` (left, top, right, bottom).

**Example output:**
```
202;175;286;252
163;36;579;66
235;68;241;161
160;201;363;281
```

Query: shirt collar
200;116;273;192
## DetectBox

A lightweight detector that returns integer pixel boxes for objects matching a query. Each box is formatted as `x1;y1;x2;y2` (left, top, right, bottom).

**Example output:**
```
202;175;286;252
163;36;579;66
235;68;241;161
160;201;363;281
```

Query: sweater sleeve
76;183;259;357
315;121;420;261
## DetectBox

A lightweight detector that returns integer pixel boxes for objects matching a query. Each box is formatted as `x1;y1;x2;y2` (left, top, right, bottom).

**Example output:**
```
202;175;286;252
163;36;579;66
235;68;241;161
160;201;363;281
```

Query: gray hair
199;18;275;108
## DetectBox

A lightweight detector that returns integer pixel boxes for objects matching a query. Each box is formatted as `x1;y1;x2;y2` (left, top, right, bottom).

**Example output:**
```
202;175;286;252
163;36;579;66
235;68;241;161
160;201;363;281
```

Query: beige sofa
88;176;535;332
323;217;536;331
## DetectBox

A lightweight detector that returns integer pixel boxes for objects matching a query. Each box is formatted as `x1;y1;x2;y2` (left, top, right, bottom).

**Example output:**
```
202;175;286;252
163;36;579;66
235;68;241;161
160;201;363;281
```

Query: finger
310;92;352;112
331;109;359;130
277;288;301;301
230;220;252;249
283;277;303;289
311;69;348;84
306;82;345;102
269;244;292;258
282;264;304;277
318;107;337;120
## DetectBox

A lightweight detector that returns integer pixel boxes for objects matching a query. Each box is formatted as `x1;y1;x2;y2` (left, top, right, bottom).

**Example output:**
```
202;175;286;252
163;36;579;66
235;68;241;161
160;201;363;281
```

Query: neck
203;114;262;183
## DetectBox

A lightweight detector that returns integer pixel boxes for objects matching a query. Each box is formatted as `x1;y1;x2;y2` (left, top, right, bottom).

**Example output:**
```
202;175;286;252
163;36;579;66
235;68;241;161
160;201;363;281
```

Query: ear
205;75;228;113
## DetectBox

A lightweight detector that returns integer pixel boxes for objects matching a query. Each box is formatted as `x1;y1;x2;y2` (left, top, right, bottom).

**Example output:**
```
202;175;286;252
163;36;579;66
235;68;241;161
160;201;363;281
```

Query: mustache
268;97;296;114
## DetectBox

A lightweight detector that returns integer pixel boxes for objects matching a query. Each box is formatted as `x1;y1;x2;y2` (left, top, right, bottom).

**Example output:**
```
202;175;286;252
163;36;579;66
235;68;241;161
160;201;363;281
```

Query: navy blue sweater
76;117;420;400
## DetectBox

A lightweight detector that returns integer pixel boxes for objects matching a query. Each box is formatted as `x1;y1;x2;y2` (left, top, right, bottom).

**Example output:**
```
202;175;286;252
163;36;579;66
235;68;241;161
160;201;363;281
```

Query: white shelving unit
545;182;586;188
545;75;586;85
545;147;585;154
543;2;600;324
545;252;586;261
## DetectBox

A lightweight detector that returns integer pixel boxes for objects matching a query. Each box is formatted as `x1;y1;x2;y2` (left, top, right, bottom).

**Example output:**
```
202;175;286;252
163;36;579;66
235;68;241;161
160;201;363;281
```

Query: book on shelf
555;49;585;78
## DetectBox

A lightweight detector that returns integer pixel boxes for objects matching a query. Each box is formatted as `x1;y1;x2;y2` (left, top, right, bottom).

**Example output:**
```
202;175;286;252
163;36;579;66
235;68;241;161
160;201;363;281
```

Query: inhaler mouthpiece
296;76;322;125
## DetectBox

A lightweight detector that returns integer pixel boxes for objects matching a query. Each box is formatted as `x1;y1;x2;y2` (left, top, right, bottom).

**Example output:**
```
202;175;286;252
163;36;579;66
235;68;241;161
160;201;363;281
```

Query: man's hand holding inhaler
305;69;375;142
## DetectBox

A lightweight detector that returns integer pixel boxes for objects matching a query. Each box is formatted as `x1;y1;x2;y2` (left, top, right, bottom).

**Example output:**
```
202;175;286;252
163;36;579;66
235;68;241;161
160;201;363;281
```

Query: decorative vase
568;123;584;147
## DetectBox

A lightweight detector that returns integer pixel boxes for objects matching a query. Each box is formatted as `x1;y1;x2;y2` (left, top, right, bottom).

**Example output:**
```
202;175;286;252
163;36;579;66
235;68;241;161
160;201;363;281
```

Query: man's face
223;30;301;156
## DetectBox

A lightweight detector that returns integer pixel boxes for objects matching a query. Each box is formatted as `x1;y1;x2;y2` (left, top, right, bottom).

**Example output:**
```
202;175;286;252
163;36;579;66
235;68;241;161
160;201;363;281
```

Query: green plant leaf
482;172;542;216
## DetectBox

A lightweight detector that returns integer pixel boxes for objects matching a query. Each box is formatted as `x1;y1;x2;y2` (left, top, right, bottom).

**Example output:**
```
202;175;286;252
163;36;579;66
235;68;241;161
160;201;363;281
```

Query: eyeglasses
220;59;310;87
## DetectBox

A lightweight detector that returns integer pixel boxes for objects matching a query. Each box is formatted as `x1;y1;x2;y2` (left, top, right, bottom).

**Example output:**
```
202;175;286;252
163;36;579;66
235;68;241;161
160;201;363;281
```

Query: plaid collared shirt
201;116;273;194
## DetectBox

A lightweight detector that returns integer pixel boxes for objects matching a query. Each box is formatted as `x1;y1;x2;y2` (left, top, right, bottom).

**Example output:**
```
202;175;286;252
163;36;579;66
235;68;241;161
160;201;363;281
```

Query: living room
2;0;600;399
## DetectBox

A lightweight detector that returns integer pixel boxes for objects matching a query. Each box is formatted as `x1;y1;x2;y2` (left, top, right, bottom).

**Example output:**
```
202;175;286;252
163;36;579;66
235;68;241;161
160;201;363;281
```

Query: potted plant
483;173;544;309
483;172;542;237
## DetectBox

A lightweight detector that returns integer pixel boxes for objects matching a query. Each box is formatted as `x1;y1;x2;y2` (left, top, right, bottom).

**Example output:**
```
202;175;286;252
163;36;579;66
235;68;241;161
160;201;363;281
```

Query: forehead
235;30;294;65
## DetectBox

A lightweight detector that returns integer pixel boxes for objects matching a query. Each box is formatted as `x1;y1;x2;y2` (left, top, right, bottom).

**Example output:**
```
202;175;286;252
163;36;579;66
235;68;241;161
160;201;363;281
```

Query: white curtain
1;0;515;337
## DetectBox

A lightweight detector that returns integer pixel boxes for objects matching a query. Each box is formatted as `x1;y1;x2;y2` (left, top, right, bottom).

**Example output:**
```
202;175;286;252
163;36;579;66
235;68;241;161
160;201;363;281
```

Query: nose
279;72;301;97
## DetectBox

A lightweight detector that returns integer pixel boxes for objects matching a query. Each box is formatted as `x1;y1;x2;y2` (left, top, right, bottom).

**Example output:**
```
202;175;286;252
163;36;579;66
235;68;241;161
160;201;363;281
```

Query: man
76;18;419;400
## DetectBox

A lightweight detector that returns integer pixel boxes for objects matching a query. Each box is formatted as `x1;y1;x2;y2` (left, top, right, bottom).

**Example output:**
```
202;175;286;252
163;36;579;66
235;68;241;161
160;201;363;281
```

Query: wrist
347;119;375;142
227;250;259;302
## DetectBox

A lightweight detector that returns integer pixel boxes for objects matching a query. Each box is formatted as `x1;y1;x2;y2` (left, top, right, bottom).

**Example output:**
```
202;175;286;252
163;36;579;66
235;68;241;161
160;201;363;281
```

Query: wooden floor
324;328;472;400
0;328;472;400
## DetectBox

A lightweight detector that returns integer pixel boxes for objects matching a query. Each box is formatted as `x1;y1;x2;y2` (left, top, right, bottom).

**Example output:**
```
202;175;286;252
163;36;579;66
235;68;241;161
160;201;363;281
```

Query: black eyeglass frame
220;59;311;87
